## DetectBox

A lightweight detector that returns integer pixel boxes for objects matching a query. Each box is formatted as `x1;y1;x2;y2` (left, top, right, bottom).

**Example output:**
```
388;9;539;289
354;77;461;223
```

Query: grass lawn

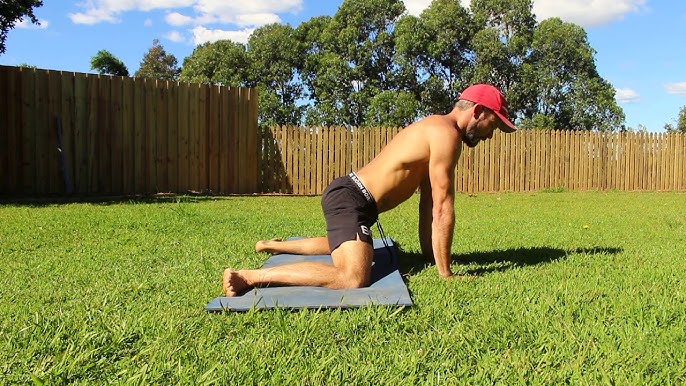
1;191;685;385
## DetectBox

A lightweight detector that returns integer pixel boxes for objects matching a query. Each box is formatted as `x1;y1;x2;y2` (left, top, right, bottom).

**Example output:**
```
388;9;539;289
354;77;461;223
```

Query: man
223;84;516;296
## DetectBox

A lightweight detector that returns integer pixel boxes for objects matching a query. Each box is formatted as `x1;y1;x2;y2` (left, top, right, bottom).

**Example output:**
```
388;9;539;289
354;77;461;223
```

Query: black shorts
321;173;379;252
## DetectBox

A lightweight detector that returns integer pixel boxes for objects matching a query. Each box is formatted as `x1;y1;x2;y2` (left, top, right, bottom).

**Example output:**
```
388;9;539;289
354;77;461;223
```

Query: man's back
357;113;462;213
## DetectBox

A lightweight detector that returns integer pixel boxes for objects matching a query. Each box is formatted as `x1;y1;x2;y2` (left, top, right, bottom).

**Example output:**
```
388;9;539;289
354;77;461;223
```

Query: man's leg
223;238;374;296
255;236;330;255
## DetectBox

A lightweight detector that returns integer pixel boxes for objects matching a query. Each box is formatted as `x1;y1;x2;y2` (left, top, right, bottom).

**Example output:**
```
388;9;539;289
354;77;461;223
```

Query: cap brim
495;112;517;133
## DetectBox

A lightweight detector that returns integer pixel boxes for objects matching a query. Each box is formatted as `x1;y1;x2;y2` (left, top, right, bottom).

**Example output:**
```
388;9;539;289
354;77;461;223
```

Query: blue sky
2;0;685;132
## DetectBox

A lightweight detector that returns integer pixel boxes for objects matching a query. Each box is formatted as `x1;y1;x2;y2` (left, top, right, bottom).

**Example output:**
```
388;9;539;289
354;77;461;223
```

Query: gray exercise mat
205;238;413;312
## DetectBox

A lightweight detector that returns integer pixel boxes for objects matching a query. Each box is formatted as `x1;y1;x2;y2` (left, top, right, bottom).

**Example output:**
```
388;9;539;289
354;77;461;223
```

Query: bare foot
255;238;281;253
222;269;251;296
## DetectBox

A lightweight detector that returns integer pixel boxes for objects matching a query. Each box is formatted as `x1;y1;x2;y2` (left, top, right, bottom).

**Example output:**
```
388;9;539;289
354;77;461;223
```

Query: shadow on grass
395;244;623;277
0;193;230;207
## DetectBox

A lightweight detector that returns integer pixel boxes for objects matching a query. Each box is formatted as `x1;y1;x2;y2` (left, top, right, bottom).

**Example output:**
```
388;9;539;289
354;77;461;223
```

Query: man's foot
222;269;251;296
255;238;281;253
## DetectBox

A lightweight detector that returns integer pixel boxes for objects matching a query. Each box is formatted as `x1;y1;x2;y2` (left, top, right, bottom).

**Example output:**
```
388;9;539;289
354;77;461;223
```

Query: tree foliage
365;90;420;127
248;23;305;126
312;0;406;126
176;0;625;130
518;18;623;130
0;0;42;54
396;0;475;116
90;50;129;76
135;39;180;81
664;106;686;133
180;40;249;86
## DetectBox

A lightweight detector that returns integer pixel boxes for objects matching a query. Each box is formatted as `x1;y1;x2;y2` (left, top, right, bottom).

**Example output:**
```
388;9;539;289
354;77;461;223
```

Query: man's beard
463;131;481;148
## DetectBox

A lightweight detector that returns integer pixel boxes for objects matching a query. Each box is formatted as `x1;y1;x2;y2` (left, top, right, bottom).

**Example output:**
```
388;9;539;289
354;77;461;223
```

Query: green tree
296;15;356;126
470;0;536;117
90;49;129;76
312;0;406;126
518;113;556;129
0;0;42;54
302;51;355;126
395;0;475;115
180;40;249;86
173;2;628;131
520;18;623;131
365;90;419;127
664;106;686;133
135;39;180;80
248;24;305;126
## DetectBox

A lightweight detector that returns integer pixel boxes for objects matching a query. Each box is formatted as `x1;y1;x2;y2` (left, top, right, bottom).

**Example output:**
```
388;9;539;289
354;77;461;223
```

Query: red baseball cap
459;84;516;132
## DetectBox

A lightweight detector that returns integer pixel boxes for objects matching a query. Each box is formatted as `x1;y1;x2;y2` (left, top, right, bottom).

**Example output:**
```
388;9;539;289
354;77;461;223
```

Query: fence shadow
395;243;623;277
0;193;229;207
259;126;292;193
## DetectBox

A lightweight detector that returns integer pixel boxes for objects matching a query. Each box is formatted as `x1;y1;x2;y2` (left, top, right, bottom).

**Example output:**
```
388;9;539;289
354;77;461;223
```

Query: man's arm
427;131;458;278
418;176;433;262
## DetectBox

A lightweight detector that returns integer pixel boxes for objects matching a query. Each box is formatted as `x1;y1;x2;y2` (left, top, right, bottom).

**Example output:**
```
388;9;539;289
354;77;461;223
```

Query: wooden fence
0;65;258;197
1;64;685;198
260;126;686;194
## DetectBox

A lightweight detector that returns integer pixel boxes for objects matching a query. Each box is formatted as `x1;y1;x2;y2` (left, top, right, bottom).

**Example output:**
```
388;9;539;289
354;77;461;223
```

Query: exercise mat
205;238;413;312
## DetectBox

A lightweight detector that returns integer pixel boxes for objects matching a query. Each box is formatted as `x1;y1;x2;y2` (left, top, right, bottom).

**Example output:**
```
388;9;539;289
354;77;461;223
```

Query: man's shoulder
412;114;458;131
412;114;459;140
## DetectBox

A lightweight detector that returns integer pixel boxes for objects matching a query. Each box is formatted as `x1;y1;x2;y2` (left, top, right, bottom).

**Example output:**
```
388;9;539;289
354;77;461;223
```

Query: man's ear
472;104;484;118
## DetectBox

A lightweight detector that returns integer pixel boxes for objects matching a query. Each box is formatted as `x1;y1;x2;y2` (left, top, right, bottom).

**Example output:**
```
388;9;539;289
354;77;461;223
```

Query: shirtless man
223;84;516;296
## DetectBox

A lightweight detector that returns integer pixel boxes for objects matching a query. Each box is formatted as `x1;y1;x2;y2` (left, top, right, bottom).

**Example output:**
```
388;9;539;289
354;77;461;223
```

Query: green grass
1;192;685;385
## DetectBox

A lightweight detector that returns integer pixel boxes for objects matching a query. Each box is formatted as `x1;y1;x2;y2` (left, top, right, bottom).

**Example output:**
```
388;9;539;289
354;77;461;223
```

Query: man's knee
331;239;374;288
339;270;370;289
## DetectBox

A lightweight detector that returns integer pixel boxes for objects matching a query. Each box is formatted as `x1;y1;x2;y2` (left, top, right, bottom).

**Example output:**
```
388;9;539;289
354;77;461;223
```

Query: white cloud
234;13;281;27
166;30;185;42
665;82;686;95
69;0;301;45
192;0;302;16
69;7;119;25
165;12;194;26
16;17;49;29
615;88;640;103
401;0;469;16
192;26;254;45
400;0;646;28
144;18;153;27
165;10;281;28
70;0;195;24
70;0;301;25
532;0;648;27
399;0;431;16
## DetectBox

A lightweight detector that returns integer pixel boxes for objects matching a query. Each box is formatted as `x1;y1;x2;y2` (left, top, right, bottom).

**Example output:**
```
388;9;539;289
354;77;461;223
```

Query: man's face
462;109;499;148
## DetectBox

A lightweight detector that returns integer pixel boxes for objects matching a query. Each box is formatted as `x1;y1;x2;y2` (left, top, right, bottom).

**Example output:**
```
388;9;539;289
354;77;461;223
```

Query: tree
135;39;180;80
395;0;475;115
518;113;556;130
519;18;624;130
297;16;356;126
302;51;356;126
664;106;686;133
90;49;129;76
248;24;305;126
174;2;627;131
311;0;406;126
470;0;536;117
179;40;249;86
365;90;419;127
0;0;42;54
